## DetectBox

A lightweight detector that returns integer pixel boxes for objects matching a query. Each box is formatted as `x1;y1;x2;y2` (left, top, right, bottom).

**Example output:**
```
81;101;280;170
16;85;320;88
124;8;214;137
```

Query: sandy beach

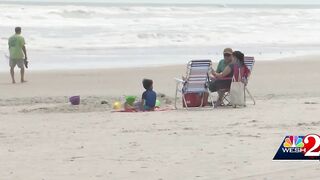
0;56;320;179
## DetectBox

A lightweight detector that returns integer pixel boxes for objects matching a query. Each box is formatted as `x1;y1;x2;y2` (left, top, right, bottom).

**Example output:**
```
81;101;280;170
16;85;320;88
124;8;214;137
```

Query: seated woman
232;51;251;85
209;51;248;107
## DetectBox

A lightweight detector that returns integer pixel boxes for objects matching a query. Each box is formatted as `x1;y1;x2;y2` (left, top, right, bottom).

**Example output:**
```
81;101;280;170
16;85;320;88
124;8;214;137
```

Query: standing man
8;27;28;84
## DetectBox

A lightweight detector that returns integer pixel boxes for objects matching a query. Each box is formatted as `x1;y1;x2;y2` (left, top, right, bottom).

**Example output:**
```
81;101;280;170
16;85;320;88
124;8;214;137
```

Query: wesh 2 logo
273;134;320;160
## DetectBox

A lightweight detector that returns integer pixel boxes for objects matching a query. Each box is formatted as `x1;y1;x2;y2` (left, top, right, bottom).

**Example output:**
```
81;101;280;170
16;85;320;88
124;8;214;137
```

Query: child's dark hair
142;79;153;90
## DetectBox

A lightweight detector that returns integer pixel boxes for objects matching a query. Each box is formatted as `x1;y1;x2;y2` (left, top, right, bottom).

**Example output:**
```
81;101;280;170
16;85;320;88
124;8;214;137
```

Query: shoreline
1;54;319;73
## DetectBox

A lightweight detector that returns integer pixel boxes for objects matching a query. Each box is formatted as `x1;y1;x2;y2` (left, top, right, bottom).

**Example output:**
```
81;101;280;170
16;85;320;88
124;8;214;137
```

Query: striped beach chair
243;56;256;105
174;60;214;109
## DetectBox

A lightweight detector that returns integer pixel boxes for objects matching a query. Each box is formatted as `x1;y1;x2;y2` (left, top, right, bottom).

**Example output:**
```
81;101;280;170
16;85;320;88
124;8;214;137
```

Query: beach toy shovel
69;96;80;105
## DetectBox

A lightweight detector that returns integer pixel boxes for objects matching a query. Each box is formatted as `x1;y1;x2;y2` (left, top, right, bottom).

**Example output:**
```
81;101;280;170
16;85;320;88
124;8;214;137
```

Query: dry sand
0;56;320;180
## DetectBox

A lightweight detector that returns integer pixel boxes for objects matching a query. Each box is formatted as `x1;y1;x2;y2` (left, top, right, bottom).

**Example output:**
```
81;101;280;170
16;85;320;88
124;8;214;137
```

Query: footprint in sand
68;156;84;162
304;101;318;105
297;121;320;126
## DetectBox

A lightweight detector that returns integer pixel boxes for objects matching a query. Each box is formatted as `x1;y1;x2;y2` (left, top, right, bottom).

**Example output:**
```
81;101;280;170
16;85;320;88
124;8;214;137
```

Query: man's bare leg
215;90;227;107
20;67;27;83
10;67;16;84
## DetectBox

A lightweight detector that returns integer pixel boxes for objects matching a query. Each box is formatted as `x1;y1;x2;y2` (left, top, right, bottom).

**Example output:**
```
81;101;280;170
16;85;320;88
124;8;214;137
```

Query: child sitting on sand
141;79;157;111
123;79;157;112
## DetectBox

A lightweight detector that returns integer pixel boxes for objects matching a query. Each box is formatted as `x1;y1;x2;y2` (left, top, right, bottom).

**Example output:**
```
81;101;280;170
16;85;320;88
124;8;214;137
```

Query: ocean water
0;1;320;70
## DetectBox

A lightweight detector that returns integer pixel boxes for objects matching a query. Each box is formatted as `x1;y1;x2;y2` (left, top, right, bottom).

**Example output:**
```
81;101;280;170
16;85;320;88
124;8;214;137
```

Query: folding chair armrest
174;78;185;83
